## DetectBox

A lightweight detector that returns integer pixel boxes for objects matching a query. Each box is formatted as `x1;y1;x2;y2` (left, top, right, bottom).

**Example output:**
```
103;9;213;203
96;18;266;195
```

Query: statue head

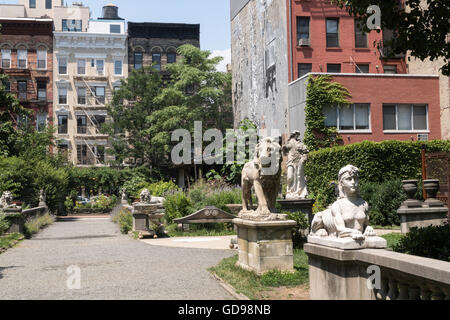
0;191;14;207
338;165;360;198
255;136;282;175
289;131;301;141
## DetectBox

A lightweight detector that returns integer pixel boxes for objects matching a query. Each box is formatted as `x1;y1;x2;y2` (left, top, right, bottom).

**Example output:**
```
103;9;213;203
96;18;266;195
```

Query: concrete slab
141;235;236;250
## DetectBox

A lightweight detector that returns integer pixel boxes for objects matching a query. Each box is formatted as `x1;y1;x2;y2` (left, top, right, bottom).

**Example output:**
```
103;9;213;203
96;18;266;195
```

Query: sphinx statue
0;191;17;209
309;165;386;249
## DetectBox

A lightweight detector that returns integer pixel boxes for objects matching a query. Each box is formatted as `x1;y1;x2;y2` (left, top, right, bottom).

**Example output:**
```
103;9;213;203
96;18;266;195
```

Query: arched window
133;46;144;70
166;47;177;64
151;47;162;71
1;45;11;68
37;45;47;69
17;45;28;69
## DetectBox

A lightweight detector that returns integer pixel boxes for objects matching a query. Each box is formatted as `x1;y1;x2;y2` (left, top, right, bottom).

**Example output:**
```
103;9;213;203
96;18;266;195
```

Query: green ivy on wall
304;75;351;151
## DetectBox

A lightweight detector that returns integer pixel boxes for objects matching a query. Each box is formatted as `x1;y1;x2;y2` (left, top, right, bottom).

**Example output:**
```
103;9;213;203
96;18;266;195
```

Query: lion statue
0;191;15;208
139;189;152;204
240;136;283;221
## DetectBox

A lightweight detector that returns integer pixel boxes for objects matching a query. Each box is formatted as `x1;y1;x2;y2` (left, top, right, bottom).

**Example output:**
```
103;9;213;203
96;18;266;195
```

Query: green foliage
134;180;179;200
0;211;11;235
112;209;133;234
106;44;233;167
0;233;24;252
305;140;450;214
381;233;405;250
332;0;450;75
187;180;242;212
164;192;194;224
304;75;350;151
23;213;54;239
360;180;408;226
166;223;235;237
0;157;68;212
392;226;450;262
283;211;309;248
219;119;258;185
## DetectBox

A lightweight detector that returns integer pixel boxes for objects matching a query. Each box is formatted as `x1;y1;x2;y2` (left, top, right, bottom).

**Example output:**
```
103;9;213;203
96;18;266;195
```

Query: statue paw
363;226;377;237
314;229;328;237
352;232;365;241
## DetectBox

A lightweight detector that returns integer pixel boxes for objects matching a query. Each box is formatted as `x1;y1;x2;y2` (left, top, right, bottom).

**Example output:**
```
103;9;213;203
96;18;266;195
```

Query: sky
0;0;232;71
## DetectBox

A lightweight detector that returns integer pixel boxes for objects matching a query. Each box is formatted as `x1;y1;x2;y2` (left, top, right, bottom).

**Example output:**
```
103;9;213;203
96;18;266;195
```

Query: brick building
0;18;54;132
128;22;200;75
230;0;442;143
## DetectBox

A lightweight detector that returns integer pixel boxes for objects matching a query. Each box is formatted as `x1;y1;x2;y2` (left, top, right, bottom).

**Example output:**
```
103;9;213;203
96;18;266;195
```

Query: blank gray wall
230;0;251;20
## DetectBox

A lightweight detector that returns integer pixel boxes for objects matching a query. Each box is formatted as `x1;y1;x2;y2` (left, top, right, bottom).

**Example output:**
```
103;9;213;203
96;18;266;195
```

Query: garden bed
68;208;112;215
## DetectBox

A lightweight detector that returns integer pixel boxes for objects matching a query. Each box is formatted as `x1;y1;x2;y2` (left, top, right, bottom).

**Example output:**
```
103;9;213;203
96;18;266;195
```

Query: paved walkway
0;217;235;300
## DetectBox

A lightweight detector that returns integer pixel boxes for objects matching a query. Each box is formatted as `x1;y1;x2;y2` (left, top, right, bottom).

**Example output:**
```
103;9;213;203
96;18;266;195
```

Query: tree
332;0;450;75
0;74;54;160
106;44;233;168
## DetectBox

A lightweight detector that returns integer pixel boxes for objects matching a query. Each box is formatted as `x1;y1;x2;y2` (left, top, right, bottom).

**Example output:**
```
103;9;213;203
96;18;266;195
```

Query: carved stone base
307;235;387;250
233;218;297;275
397;206;448;234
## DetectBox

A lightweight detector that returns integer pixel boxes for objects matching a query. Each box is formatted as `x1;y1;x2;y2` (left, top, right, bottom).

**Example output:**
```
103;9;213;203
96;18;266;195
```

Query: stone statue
121;189;128;203
240;136;284;221
0;191;16;208
139;189;152;204
310;165;377;240
282;131;309;200
38;189;47;207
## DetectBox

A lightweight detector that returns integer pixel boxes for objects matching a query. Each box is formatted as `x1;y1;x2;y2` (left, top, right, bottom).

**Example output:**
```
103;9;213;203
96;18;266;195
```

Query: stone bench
173;206;236;231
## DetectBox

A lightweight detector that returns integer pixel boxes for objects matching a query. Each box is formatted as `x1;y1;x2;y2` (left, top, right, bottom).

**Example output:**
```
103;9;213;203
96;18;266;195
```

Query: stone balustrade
305;243;450;300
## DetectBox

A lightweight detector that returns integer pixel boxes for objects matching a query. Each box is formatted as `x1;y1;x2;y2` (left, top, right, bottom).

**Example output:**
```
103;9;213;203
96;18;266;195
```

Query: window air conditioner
417;134;429;141
298;38;311;47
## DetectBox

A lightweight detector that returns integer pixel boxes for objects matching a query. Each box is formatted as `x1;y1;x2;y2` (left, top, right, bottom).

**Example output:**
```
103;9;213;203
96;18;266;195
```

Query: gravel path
0;216;235;300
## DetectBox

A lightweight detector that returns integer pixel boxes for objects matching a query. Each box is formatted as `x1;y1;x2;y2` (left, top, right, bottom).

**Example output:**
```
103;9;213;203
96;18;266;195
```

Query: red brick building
0;18;54;131
287;0;407;82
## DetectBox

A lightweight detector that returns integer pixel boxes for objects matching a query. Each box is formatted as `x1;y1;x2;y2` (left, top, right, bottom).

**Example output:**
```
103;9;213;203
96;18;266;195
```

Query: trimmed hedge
305;140;450;213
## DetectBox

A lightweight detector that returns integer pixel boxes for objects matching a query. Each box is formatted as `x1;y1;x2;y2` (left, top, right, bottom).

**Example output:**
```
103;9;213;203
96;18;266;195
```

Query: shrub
164;192;194;224
113;209;133;234
304;140;450;211
283;211;309;248
392;225;450;262
134;180;179;200
359;180;408;226
0;211;11;235
23;213;54;239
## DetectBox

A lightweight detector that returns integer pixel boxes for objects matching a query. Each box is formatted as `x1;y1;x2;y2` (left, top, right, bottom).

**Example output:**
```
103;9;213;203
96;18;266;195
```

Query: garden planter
423;179;440;199
402;180;418;200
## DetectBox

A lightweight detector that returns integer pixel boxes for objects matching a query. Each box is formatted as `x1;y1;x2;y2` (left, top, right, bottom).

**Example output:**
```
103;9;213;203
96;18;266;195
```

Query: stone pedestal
397;205;448;234
277;199;315;229
233;218;297;275
132;203;165;237
307;235;387;250
2;208;24;234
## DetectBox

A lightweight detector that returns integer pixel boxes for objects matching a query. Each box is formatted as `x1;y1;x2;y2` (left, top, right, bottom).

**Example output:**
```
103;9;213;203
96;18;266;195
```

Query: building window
37;81;47;100
17;114;28;127
95;87;105;105
36;113;47;132
383;104;428;131
298;63;312;78
355;64;369;73
326;18;339;47
297;17;310;42
77;87;86;105
18;81;27;100
384;65;397;74
45;0;52;9
327;64;341;73
58;57;67;74
17;49;27;68
110;24;121;33
77;59;86;75
58;87;67;105
77;145;88;165
134;52;143;70
96;60;104;75
29;0;36;8
58;115;68;134
1;80;10;92
62;19;82;32
58;143;69;159
152;53;161;71
354;19;367;48
77;115;87;134
94;145;105;164
323;104;371;131
91;115;106;131
114;60;122;75
167;52;176;64
1;49;11;68
37;49;46;69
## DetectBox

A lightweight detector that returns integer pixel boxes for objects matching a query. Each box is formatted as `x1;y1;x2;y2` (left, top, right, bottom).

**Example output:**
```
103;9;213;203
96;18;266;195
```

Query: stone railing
2;206;49;234
304;243;450;300
22;206;48;222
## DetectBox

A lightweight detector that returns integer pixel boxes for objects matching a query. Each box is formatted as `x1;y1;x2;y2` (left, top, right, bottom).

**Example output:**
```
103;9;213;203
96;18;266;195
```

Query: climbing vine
304;75;351;151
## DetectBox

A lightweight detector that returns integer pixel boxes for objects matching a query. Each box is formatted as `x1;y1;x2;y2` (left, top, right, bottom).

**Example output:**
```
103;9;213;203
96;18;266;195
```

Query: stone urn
402;180;418;200
423;179;440;199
